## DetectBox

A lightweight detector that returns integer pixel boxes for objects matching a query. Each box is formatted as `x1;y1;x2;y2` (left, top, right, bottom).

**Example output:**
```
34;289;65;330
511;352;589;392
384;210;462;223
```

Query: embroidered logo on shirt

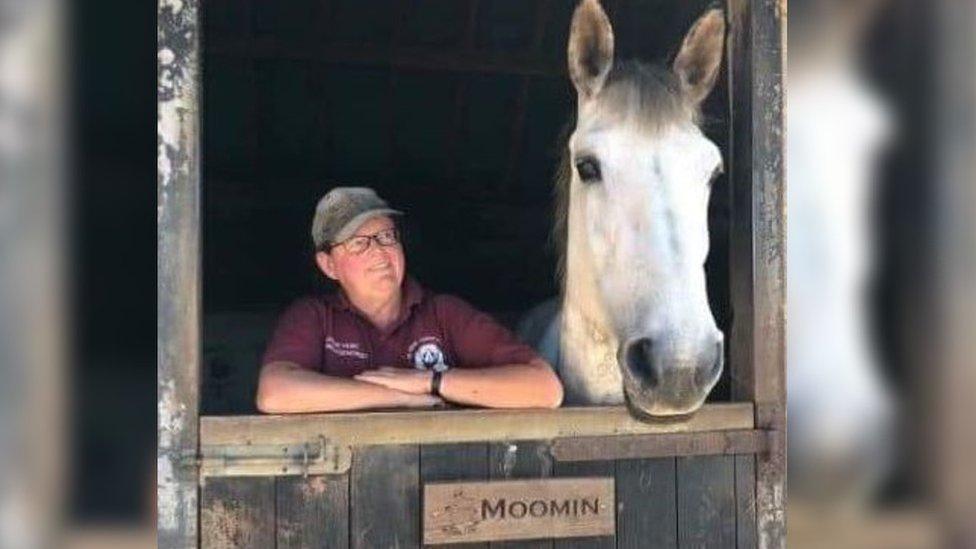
408;336;449;372
325;336;369;360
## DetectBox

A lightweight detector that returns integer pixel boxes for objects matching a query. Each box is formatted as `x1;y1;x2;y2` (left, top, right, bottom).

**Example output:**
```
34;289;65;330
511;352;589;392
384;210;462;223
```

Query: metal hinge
191;436;351;480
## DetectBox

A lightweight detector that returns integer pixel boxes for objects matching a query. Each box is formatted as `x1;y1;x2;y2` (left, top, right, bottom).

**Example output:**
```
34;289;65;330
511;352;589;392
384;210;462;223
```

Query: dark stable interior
199;0;730;415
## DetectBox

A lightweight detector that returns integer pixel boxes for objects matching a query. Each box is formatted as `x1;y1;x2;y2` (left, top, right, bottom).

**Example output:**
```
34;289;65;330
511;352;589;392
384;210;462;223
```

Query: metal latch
197;436;351;479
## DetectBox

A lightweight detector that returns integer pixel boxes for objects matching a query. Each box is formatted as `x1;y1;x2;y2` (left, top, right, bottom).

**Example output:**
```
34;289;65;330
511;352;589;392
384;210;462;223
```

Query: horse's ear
568;0;614;100
673;8;725;106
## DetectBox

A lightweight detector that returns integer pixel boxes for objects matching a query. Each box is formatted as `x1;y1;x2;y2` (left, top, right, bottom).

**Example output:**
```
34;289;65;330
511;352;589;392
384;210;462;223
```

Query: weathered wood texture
551;429;768;461
616;459;677;549
350;445;420;548
200;403;754;447
552;461;615;549
200;478;275;549
276;475;349;549
728;0;787;546
677;456;736;548
727;0;755;410
735;455;758;548
489;441;553;549
197;437;753;548
158;0;201;547
422;443;491;549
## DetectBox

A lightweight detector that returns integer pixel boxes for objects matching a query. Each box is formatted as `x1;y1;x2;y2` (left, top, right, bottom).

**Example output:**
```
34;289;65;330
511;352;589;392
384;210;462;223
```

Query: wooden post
728;0;787;547
158;0;202;547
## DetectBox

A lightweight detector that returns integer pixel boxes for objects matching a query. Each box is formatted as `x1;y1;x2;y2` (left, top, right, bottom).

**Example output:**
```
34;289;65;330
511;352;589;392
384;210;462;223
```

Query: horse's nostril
697;340;725;387
625;338;659;388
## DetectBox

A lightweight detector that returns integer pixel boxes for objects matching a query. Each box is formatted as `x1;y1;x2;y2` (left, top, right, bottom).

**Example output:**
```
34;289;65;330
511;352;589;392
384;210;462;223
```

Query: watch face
412;341;449;372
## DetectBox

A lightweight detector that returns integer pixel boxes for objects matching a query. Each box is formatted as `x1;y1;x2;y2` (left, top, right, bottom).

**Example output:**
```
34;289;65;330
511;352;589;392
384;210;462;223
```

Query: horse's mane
551;59;694;292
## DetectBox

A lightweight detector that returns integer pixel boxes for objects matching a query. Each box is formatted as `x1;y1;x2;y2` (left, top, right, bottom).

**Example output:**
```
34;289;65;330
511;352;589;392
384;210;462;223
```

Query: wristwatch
430;370;443;396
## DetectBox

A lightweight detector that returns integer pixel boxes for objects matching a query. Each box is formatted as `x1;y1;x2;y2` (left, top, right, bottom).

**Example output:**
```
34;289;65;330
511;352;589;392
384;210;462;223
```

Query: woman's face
316;215;406;304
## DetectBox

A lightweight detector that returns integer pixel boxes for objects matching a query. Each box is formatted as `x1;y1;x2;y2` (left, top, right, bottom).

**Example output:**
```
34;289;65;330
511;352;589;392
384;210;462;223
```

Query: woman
256;187;563;413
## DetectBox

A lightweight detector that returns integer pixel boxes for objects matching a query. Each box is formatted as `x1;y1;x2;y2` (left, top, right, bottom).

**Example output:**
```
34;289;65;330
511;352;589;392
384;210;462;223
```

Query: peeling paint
757;481;787;547
302;476;330;497
160;0;185;16
158;378;185;448
202;499;258;547
500;444;518;476
157;456;178;531
158;0;200;545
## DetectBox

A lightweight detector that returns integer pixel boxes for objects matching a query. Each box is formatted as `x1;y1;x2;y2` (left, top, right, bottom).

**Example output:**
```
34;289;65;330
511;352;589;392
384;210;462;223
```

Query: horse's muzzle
619;334;724;416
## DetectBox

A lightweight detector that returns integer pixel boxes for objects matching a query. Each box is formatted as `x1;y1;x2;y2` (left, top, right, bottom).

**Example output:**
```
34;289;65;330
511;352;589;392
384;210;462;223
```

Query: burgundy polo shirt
262;278;541;376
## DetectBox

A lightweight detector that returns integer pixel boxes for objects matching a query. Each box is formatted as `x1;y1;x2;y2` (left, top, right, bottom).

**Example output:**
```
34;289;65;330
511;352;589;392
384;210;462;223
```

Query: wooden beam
207;37;564;78
443;0;480;185
201;403;755;447
727;0;755;409
727;0;787;547
384;0;406;182
158;0;202;547
503;0;553;192
551;429;770;461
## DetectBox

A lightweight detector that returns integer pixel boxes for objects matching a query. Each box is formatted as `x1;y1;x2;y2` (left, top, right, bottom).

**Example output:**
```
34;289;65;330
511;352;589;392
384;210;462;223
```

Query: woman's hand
355;366;435;395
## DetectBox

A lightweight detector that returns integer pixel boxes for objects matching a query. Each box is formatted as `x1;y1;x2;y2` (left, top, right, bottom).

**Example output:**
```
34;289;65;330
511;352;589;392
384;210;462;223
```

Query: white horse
520;0;727;418
787;1;897;504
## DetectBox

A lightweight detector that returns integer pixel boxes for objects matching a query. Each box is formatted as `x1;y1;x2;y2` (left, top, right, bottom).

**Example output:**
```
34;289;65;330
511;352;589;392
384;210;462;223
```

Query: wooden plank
422;443;490;549
422;442;490;482
616;459;677;549
676;456;736;548
551;429;769;461
158;0;201;547
735;455;757;548
351;445;420;548
276;475;349;549
727;0;787;546
489;441;554;549
425;478;614;545
749;0;787;544
727;0;756;408
200;477;276;549
552;461;615;549
200;403;755;447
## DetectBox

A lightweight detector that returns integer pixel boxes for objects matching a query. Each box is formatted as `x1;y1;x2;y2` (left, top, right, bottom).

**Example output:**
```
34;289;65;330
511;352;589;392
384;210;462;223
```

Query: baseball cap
311;187;403;250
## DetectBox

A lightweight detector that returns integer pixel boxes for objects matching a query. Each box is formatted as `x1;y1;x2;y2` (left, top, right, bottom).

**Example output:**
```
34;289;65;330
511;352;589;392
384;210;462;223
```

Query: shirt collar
329;276;425;316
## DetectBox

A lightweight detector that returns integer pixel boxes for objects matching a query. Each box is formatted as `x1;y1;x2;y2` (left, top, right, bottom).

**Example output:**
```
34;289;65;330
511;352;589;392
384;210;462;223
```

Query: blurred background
0;0;973;547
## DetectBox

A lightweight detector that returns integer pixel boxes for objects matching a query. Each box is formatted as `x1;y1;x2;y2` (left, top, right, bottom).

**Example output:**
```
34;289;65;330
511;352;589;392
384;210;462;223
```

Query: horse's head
563;0;726;417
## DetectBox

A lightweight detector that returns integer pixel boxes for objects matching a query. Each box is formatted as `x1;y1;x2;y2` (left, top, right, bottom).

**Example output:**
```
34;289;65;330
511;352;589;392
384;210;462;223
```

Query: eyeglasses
329;227;400;255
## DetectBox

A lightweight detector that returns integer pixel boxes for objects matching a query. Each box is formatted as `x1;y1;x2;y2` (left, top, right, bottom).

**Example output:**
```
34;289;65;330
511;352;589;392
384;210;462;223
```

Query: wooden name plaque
423;478;615;544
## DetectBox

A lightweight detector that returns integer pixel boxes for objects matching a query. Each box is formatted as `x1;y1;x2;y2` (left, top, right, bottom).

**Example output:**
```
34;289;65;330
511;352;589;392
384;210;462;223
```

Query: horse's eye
575;157;602;183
